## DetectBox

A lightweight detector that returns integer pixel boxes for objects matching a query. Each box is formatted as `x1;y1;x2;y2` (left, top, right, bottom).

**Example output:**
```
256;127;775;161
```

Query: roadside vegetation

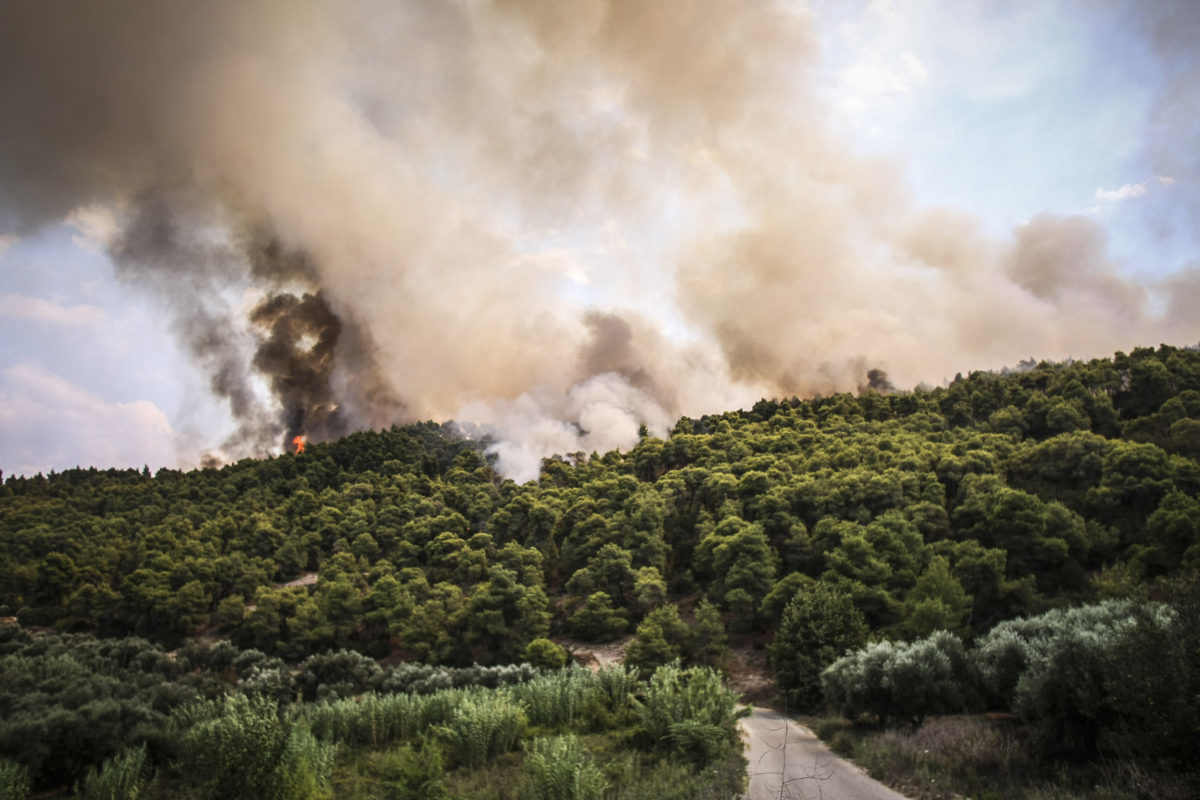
2;343;1200;796
0;624;745;799
802;571;1199;799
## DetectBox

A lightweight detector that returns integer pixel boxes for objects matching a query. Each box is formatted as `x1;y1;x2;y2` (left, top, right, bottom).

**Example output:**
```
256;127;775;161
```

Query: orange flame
292;435;306;454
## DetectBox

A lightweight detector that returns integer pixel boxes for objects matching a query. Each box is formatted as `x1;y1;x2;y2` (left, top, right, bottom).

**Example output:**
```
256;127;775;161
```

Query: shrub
80;745;147;800
1100;574;1200;766
378;743;447;800
435;693;526;768
972;600;1140;709
822;631;971;726
970;593;1200;760
0;758;30;800
510;667;597;730
296;649;382;702
174;694;334;800
522;638;568;670
638;663;748;767
522;735;607;800
370;662;538;695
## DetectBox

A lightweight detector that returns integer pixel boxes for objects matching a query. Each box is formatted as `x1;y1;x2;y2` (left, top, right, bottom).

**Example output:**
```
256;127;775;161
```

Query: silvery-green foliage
971;599;1148;708
242;665;297;704
370;662;538;695
822;631;970;726
981;600;1178;753
822;640;897;722
297;649;382;702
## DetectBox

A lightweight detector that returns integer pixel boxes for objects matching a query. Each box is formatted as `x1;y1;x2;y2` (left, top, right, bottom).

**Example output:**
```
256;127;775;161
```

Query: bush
297;649;383;702
522;735;607;800
510;667;597;730
0;758;30;800
970;598;1182;755
637;663;748;768
966;591;1200;761
972;600;1140;709
435;693;526;768
378;743;447;800
370;662;538;695
174;694;334;800
822;631;971;726
80;745;147;800
1101;574;1200;766
522;638;568;670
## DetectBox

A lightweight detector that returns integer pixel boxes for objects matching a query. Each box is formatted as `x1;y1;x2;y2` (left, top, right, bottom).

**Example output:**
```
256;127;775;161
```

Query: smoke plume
0;0;1197;479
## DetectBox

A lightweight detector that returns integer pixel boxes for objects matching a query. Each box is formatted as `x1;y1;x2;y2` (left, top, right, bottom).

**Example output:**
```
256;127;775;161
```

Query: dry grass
796;714;1190;800
814;715;1197;800
852;716;1031;800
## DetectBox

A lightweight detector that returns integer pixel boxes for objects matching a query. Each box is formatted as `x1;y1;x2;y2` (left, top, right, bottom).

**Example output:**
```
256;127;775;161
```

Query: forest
1;343;1199;798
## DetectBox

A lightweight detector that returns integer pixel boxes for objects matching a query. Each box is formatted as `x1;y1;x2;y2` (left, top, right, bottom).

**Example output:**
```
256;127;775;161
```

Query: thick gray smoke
0;0;1197;479
107;188;397;456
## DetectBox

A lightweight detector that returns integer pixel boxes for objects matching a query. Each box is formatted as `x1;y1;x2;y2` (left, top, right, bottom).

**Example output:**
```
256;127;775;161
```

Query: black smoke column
250;290;344;449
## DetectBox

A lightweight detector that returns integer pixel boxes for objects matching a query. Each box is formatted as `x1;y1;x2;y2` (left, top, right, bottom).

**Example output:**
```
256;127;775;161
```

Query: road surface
740;708;911;800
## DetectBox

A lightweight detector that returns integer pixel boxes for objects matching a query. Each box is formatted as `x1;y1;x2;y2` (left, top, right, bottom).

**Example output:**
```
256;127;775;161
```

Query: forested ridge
2;343;1199;797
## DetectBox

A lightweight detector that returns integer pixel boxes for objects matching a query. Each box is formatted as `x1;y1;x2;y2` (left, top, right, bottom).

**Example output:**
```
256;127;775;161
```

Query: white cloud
65;204;119;251
843;60;920;96
0;292;107;327
0;362;175;476
901;51;929;82
0;234;17;258
1095;175;1175;203
1095;181;1148;202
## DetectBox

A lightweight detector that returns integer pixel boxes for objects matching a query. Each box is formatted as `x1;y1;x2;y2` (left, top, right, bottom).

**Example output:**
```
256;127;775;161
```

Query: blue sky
1;0;1196;479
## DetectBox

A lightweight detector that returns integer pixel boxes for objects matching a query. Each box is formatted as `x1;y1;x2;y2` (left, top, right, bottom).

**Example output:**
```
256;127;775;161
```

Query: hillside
2;343;1199;797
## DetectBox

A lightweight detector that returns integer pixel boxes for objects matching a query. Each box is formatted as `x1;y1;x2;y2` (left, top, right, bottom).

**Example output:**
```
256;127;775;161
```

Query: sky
0;0;1197;481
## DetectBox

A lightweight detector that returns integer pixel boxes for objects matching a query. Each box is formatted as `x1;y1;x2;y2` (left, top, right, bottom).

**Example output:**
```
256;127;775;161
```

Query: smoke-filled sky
1;0;1197;481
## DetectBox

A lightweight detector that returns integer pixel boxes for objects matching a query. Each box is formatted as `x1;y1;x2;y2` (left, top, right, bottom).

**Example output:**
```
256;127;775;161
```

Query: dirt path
740;709;912;800
554;636;631;670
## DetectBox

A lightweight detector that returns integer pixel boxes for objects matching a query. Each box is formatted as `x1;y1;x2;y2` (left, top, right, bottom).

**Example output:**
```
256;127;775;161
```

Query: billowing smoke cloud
0;0;1197;479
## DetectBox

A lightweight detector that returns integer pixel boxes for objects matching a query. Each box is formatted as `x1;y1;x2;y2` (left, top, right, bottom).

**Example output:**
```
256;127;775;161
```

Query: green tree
696;517;777;630
686;598;729;670
567;592;628;642
624;604;690;672
522;638;568;669
465;565;551;663
897;555;972;639
768;583;868;712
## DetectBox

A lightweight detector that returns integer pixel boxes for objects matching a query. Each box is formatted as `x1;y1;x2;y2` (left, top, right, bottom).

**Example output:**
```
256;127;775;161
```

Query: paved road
740;709;911;800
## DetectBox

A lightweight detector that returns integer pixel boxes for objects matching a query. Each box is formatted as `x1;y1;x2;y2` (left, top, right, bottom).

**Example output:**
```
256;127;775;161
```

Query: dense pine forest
2;344;1199;798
